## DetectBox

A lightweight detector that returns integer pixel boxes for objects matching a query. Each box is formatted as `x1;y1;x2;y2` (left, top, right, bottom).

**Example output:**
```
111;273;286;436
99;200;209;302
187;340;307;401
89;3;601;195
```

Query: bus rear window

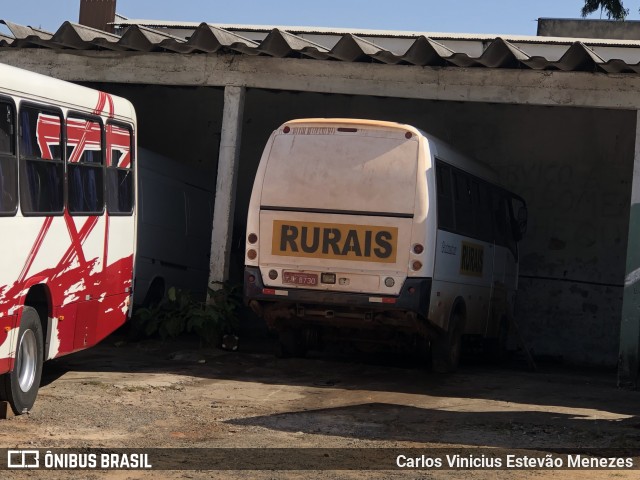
261;131;418;215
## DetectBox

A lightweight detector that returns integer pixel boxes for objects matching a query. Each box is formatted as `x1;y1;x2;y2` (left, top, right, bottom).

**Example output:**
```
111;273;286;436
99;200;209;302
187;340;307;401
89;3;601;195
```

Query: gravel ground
1;332;639;479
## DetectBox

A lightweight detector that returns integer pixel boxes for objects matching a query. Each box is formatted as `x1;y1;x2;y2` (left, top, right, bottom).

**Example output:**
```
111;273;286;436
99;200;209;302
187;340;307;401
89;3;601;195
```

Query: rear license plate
283;271;318;286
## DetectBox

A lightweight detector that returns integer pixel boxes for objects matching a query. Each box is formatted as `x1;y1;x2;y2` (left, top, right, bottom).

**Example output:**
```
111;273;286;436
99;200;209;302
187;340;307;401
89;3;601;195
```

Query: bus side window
435;162;454;230
0;101;17;215
67;116;104;215
106;123;134;215
472;180;493;243
453;170;474;237
19;106;64;215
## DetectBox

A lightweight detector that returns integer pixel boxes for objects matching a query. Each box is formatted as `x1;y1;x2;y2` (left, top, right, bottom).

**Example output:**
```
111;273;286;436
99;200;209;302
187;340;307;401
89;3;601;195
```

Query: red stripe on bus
17;216;54;283
62;212;88;266
56;216;99;270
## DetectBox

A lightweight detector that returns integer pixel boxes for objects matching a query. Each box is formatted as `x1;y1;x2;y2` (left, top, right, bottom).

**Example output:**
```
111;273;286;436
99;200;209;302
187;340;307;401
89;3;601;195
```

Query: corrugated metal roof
112;19;640;46
2;19;640;73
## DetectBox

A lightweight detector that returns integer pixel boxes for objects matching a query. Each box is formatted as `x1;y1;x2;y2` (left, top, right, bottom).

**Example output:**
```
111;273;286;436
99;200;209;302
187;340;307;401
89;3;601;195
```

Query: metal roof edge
110;18;640;47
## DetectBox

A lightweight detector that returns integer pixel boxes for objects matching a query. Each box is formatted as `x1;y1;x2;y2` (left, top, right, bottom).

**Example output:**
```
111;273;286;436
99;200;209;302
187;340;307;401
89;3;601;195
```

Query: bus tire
431;312;463;374
277;328;307;358
0;307;44;414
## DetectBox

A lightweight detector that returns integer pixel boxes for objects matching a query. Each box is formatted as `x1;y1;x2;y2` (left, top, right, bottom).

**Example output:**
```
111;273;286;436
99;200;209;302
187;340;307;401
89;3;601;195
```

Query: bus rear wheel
0;307;44;414
431;313;463;373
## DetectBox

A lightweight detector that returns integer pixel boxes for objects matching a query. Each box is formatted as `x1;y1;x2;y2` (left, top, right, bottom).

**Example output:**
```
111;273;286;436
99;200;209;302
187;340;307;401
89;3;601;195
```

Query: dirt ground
1;329;640;480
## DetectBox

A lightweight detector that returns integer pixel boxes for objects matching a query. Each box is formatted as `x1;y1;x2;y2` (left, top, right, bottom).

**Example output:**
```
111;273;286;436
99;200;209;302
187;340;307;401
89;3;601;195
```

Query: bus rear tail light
248;233;258;244
263;288;288;296
412;243;424;255
369;297;397;304
247;249;257;260
411;260;422;271
268;269;278;280
248;275;256;283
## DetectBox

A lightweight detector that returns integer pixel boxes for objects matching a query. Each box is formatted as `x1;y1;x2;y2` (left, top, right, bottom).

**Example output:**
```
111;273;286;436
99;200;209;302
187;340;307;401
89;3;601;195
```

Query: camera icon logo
7;450;40;469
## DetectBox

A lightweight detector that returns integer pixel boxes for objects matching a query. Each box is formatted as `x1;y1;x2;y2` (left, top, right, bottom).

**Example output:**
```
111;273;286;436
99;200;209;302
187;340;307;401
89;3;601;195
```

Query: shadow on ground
227;401;640;450
41;327;640;432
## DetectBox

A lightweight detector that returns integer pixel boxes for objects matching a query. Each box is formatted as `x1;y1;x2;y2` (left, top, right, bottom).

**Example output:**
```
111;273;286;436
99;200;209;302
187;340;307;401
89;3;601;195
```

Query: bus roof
283;118;418;133
421;132;499;185
0;62;135;122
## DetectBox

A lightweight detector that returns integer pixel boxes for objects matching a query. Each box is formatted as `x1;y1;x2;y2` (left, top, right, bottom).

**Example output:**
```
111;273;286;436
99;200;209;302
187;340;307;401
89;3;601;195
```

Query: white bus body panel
430;230;494;334
135;149;214;304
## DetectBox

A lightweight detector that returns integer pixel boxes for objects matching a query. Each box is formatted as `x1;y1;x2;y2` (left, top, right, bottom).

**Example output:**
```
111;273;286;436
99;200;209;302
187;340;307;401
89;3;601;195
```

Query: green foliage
132;282;241;345
581;0;629;20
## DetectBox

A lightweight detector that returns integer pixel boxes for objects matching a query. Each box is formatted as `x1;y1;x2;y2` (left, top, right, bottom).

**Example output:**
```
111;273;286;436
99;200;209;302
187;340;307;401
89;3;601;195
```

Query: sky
2;0;640;36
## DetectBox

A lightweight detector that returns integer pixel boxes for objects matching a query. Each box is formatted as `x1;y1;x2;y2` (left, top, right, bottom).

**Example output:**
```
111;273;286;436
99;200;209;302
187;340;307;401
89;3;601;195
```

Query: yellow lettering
459;241;484;277
272;220;397;263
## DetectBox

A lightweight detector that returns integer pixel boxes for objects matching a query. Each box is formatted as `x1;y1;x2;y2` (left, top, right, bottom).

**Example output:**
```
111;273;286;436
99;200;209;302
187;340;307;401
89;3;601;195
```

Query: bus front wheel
0;307;44;414
431;313;463;374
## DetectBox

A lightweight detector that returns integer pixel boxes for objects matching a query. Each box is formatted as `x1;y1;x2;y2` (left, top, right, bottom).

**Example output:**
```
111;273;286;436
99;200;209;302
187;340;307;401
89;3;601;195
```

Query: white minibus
244;119;527;372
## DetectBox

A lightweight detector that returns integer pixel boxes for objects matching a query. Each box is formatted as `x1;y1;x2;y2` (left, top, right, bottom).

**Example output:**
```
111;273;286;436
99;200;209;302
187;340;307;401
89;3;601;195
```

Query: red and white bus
0;63;137;414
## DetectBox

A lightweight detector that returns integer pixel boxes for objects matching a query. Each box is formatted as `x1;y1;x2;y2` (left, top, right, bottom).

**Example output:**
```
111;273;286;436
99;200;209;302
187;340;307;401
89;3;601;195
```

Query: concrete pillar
618;110;640;388
208;85;246;291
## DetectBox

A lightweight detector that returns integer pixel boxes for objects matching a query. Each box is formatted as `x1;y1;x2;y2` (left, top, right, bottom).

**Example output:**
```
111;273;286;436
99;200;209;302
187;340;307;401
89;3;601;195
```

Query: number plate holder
282;271;318;286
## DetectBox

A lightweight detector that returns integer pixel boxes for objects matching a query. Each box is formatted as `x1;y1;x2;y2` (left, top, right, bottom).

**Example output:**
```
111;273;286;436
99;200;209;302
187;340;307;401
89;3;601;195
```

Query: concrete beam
619;110;640;388
208;85;245;289
2;49;640;109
